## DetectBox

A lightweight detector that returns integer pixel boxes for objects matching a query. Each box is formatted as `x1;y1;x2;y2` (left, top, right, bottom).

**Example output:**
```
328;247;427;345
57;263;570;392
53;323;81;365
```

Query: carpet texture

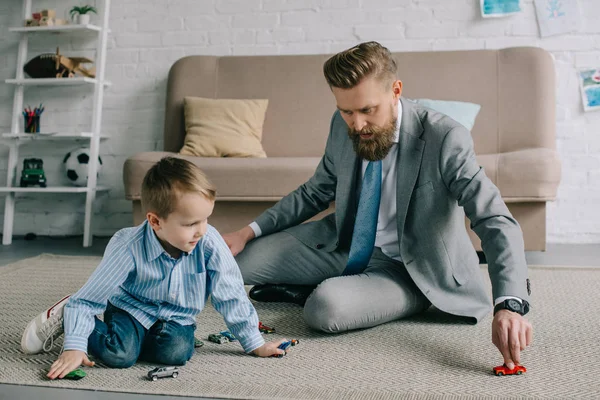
0;254;598;399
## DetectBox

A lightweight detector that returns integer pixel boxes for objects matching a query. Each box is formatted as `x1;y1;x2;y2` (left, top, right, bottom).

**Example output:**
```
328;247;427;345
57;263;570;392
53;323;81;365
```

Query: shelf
9;24;106;34
2;132;109;140
5;77;111;87
0;186;110;194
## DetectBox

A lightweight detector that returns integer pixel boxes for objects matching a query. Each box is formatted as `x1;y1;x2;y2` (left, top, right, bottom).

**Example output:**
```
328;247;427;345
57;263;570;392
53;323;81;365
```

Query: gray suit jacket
255;97;530;321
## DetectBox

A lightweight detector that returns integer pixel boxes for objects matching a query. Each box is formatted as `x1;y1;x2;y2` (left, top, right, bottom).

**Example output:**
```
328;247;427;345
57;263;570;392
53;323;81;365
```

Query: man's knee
303;279;348;333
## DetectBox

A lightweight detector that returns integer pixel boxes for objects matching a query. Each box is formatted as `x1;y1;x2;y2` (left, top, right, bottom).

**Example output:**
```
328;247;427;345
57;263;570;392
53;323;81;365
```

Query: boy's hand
222;226;255;257
251;338;288;358
47;350;95;380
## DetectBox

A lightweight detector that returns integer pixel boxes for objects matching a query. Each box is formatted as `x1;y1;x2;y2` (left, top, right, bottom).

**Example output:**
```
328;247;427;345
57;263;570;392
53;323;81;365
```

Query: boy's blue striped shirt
63;221;265;353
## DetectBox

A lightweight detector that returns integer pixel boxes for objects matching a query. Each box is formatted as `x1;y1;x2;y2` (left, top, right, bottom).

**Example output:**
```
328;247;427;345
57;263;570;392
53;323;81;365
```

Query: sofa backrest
164;47;555;157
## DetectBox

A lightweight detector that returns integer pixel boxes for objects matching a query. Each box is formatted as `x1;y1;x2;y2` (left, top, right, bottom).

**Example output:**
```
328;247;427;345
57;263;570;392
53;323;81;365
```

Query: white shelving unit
1;0;111;247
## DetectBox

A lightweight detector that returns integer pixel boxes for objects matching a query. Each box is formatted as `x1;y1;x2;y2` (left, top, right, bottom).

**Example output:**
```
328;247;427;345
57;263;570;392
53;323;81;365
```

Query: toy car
194;338;204;348
220;330;237;342
147;366;179;381
274;339;299;358
208;333;228;344
258;322;275;334
493;364;527;376
20;158;47;187
63;368;86;380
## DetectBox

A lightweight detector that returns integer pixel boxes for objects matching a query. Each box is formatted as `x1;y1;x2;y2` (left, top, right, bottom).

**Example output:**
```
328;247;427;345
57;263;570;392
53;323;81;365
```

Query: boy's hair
141;157;216;218
323;41;397;89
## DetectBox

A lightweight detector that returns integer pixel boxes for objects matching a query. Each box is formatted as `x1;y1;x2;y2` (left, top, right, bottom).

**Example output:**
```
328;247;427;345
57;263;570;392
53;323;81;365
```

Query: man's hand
47;350;95;380
251;338;288;357
492;310;533;369
222;226;256;256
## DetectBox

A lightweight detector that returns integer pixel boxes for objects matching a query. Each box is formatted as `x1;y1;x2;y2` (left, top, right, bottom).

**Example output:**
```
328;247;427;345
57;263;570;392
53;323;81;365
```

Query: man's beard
348;116;397;161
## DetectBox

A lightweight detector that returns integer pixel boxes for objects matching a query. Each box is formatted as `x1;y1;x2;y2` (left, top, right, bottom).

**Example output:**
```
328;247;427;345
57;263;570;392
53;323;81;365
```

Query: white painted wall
0;0;599;243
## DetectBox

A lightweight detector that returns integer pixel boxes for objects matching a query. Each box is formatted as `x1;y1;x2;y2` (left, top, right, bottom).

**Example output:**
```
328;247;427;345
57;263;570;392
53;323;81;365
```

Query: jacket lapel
336;135;359;245
396;98;425;250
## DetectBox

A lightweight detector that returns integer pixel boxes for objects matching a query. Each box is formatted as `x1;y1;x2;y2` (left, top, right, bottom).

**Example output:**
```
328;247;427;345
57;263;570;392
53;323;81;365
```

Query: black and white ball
63;147;103;186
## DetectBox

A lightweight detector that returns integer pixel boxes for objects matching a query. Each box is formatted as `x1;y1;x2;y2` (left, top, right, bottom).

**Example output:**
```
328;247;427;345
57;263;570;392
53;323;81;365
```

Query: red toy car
258;322;275;334
493;364;527;376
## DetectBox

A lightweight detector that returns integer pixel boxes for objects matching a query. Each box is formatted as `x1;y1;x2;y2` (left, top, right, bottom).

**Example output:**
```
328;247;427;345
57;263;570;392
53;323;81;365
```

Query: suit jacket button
316;244;324;249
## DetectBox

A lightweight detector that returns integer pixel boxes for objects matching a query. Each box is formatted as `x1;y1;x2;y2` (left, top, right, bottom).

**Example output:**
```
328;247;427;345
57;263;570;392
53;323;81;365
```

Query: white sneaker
21;295;70;354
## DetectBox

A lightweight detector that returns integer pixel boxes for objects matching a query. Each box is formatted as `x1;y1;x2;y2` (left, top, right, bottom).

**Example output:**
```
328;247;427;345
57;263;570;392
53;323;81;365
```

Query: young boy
21;157;286;379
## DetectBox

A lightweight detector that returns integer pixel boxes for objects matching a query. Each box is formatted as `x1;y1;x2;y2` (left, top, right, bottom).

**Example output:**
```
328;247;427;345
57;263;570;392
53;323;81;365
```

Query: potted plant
69;5;97;25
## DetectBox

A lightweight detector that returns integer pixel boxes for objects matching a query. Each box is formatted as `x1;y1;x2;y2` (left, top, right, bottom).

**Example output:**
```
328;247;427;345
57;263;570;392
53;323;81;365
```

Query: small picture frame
578;68;600;112
480;0;521;18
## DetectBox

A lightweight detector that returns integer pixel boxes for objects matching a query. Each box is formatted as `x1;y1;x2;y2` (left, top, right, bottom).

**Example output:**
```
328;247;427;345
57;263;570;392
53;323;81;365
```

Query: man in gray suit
223;41;532;369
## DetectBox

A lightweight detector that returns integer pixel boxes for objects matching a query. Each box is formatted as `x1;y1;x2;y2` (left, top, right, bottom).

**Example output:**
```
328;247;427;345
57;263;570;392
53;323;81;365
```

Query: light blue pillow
413;98;481;131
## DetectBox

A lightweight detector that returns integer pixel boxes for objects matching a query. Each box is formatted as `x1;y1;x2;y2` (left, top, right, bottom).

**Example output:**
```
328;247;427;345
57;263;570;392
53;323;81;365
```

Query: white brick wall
1;0;599;243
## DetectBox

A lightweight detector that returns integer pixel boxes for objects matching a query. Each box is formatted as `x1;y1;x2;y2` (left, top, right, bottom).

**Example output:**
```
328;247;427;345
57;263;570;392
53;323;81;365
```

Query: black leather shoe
249;284;316;306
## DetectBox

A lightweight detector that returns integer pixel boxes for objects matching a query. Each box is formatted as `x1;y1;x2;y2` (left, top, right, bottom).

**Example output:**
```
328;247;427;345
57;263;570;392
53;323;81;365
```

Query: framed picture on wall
578;68;600;112
480;0;521;18
534;0;582;37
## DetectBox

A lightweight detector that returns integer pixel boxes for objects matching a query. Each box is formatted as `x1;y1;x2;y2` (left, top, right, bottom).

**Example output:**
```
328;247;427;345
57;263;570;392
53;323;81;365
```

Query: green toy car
208;333;228;344
63;368;86;380
20;158;47;187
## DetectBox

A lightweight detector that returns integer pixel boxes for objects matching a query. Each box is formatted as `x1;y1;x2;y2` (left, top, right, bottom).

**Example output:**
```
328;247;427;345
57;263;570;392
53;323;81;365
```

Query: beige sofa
123;46;561;251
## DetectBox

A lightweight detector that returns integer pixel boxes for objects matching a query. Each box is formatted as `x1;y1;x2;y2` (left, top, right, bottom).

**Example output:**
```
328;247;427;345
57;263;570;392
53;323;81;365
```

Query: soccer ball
63;147;103;187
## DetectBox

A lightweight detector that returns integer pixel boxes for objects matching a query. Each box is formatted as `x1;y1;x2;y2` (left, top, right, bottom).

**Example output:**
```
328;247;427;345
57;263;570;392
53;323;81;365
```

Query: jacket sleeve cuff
62;335;89;353
494;296;522;306
249;222;262;238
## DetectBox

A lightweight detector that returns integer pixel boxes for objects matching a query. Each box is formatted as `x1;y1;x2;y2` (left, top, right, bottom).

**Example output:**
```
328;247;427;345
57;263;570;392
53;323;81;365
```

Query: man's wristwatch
494;298;530;316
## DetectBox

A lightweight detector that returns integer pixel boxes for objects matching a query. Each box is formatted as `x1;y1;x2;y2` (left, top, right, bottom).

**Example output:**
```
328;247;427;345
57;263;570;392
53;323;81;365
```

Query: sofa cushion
124;152;321;200
413;98;481;131
124;148;560;202
179;97;268;158
476;148;561;201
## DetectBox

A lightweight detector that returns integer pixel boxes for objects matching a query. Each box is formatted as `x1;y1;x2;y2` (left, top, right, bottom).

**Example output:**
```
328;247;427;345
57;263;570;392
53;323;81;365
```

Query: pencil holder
24;116;40;133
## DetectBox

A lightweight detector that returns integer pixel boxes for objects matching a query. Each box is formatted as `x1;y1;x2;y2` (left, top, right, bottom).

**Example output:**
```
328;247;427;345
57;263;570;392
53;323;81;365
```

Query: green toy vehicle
63;368;86;380
20;158;47;187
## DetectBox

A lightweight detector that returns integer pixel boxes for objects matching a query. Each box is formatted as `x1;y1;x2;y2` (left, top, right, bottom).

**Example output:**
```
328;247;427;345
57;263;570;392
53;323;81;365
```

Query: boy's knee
99;350;138;368
153;334;194;366
303;280;348;333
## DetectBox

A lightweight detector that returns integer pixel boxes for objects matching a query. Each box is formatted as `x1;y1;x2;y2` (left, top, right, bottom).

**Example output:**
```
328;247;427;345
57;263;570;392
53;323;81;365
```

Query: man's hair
141;157;216;218
323;41;397;89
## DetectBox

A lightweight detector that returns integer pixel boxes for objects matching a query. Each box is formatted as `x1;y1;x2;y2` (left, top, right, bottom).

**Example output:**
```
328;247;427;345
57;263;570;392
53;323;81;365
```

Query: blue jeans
87;302;195;368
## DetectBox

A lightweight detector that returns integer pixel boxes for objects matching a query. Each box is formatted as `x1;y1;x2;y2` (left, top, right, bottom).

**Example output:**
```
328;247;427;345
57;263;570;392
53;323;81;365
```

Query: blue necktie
342;160;382;276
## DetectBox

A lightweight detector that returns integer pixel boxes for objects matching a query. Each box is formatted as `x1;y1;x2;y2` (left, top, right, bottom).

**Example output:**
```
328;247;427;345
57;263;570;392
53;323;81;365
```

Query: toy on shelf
220;330;237;342
147;366;179;381
493;364;527;376
258;322;275;334
25;9;68;27
20;158;47;188
274;339;299;358
63;368;86;380
63;147;103;187
24;47;95;79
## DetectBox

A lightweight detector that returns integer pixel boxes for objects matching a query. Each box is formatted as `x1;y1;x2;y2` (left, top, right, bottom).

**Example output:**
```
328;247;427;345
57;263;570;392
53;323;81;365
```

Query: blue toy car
274;339;299;358
220;330;237;342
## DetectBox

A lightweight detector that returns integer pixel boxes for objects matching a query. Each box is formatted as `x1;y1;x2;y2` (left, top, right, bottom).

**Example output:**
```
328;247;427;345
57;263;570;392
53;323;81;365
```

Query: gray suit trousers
236;232;431;333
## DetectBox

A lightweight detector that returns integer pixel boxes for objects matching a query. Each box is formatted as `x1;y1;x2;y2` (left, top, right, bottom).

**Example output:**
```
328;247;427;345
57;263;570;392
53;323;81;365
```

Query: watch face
507;299;521;311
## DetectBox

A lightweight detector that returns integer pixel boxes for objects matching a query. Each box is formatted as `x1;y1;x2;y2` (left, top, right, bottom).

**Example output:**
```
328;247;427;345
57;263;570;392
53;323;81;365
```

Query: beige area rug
0;254;599;400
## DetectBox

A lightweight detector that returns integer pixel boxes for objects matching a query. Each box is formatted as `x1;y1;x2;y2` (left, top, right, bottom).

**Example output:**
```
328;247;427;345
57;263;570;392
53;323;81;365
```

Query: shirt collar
393;98;402;144
143;220;199;262
144;220;165;262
